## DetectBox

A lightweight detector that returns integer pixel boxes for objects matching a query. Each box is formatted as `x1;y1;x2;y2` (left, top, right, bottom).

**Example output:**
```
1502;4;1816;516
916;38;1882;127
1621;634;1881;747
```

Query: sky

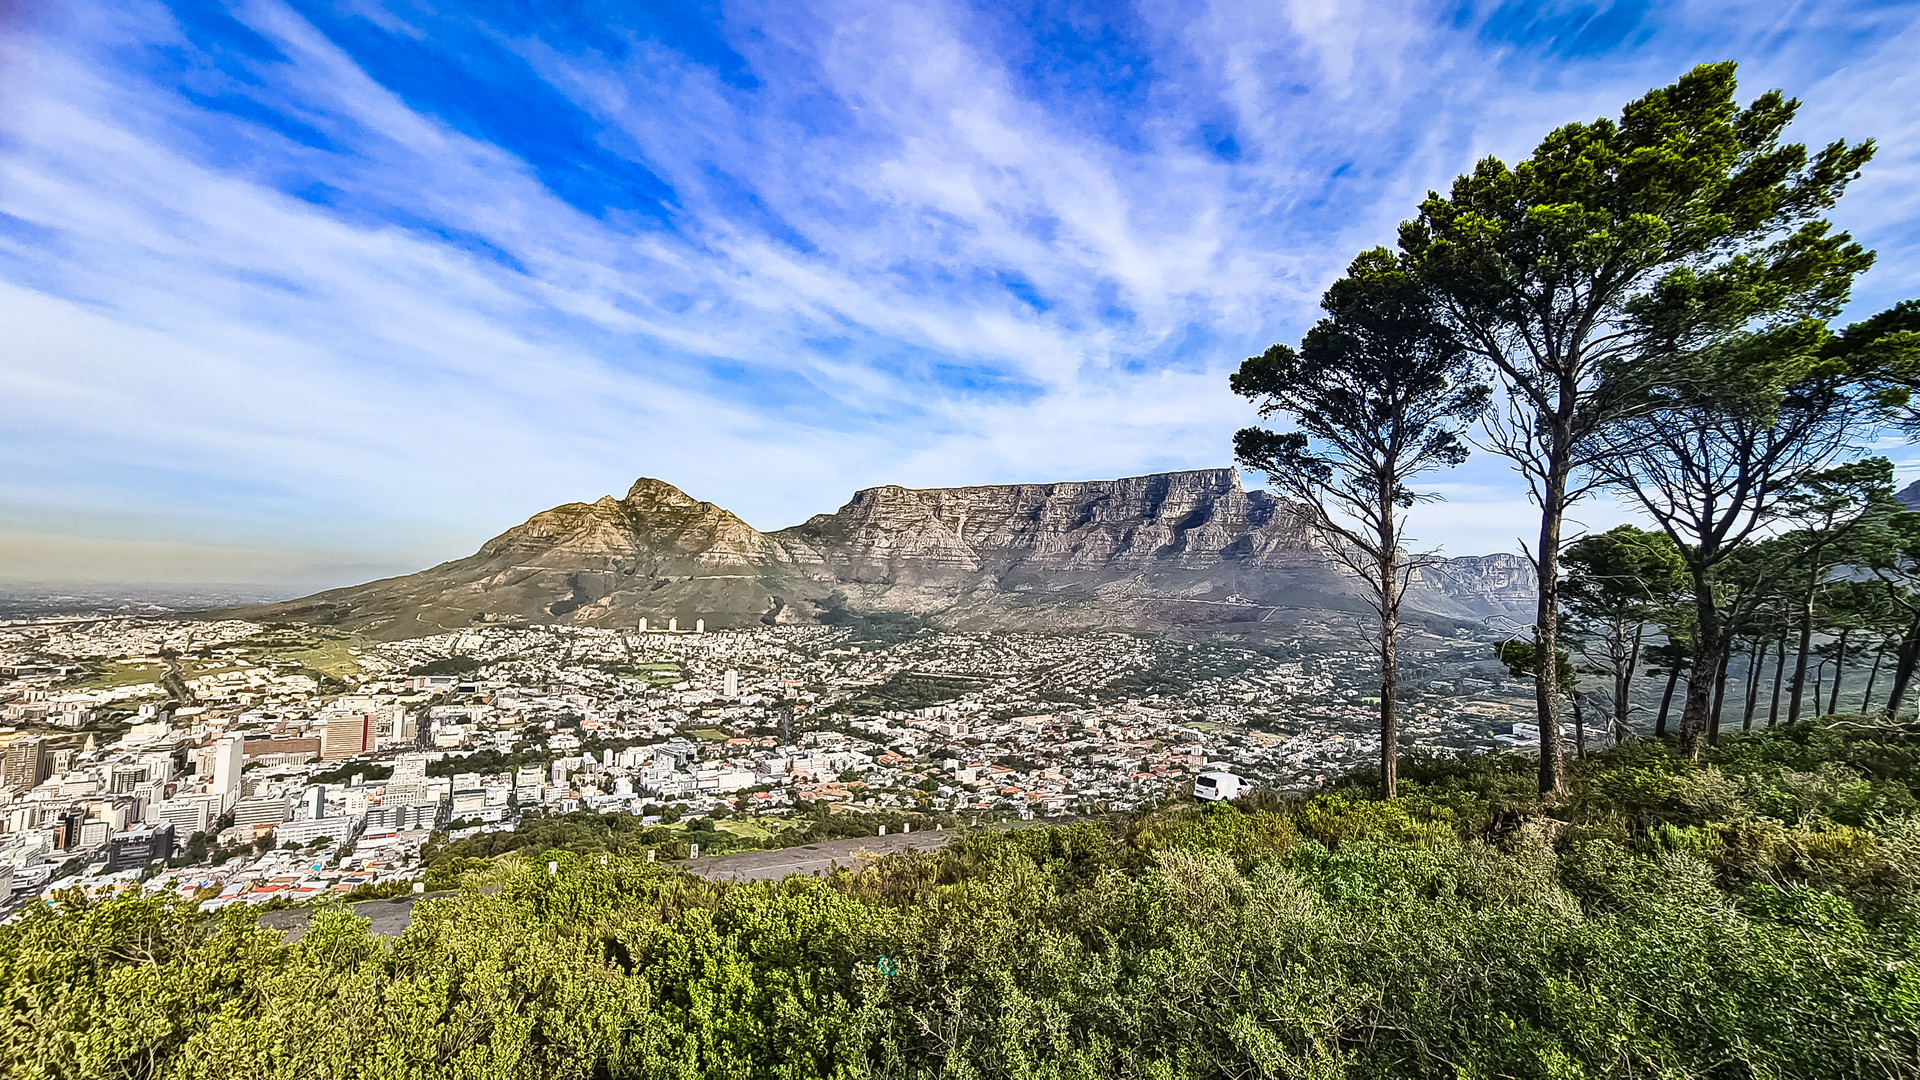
3;0;1919;592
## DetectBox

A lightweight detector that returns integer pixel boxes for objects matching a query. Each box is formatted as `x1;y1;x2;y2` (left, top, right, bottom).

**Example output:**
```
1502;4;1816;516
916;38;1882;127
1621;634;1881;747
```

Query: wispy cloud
1;0;1916;585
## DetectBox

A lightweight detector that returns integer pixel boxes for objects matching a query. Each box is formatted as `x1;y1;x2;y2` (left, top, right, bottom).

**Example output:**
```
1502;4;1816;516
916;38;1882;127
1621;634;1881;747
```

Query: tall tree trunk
1679;569;1721;758
1742;638;1764;731
1813;662;1826;718
1533;446;1570;793
1827;629;1852;716
1863;645;1886;716
1572;693;1586;760
1620;622;1645;744
1377;515;1399;799
1656;664;1681;738
1887;618;1920;724
1708;645;1733;745
1788;588;1816;723
1768;630;1788;727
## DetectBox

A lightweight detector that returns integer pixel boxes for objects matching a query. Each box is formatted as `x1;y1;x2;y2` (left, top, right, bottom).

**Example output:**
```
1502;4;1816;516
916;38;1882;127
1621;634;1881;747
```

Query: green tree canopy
1233;247;1486;797
1398;61;1875;790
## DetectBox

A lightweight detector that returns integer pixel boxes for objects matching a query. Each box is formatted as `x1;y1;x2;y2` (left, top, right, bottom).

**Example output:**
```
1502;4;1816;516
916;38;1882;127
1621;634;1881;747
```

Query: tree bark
1620;622;1644;744
1572;693;1587;760
1656;664;1681;738
1768;631;1787;727
1862;645;1885;716
1708;644;1733;746
1678;569;1721;758
1377;518;1400;799
1534;447;1570;793
1742;637;1763;731
1886;618;1920;724
1788;588;1816;724
1827;629;1851;716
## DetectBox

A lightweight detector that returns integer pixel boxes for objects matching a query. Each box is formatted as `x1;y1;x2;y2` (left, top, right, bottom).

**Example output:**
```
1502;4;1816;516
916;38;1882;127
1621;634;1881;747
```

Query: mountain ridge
241;468;1535;639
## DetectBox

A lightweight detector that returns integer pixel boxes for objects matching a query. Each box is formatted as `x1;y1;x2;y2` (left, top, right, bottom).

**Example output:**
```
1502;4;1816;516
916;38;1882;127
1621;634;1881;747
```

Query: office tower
211;736;243;811
321;713;375;760
106;822;175;871
3;736;50;792
110;764;149;794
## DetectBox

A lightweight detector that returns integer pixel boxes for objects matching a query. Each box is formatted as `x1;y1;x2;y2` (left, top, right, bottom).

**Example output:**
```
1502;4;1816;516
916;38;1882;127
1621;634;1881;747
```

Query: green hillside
5;725;1918;1078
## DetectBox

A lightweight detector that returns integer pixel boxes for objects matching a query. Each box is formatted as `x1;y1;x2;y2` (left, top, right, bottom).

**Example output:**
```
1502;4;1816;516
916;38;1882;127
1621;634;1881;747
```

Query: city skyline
4;1;1920;589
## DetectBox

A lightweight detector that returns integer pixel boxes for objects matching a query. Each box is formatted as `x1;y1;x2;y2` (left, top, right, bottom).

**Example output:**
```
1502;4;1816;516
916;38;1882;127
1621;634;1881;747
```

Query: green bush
9;727;1920;1078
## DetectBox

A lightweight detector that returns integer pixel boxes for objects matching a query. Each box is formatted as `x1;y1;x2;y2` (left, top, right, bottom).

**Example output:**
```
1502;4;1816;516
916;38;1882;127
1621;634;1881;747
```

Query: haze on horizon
3;0;1919;594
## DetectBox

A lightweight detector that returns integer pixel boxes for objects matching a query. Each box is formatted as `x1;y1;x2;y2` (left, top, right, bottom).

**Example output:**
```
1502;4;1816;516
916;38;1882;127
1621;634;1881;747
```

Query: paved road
680;827;958;882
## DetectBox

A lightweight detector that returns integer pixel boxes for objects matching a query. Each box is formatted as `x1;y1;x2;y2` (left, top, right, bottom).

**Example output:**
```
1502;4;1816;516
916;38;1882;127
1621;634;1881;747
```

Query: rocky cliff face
777;469;1314;581
245;469;1534;639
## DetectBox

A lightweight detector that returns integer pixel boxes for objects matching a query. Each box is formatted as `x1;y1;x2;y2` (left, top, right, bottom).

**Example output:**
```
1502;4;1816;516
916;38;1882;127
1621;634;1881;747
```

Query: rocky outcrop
777;469;1314;580
242;469;1534;639
1407;553;1537;620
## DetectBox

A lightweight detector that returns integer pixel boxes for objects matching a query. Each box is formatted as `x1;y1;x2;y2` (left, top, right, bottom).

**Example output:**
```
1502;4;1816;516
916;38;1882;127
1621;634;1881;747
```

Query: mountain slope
243;469;1534;639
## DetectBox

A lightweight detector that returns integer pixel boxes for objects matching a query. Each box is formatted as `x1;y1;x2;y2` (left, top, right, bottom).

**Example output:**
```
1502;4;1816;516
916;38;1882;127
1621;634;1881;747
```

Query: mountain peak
241;466;1532;638
624;477;700;508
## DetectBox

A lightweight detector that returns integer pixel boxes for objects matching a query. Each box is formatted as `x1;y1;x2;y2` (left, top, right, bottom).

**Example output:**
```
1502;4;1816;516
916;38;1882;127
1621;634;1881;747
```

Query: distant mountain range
238;469;1536;640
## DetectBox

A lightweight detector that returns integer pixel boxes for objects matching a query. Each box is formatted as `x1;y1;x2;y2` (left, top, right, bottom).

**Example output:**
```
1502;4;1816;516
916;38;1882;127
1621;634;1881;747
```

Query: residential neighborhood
0;614;1542;914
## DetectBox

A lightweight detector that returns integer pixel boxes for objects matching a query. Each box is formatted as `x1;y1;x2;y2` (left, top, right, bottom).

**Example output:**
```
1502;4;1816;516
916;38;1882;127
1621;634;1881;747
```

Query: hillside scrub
6;727;1920;1079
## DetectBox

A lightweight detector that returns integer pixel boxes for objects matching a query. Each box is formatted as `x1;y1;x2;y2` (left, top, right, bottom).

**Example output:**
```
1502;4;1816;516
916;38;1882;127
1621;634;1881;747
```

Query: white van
1192;766;1244;802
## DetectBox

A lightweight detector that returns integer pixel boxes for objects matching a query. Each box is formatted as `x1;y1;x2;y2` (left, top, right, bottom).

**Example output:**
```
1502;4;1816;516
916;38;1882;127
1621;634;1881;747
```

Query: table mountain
242;469;1533;639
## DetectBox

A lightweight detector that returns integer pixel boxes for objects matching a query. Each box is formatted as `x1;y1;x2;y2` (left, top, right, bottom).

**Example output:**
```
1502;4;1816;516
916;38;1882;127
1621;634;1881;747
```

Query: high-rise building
52;807;86;850
321;713;375;761
158;793;222;838
723;669;739;698
106;822;175;871
366;800;441;833
3;736;50;792
211;736;243;811
110;764;149;794
232;795;288;828
303;785;325;820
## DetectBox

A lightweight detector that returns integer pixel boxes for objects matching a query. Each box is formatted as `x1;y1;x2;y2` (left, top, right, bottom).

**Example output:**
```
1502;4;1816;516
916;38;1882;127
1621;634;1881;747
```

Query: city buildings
211;735;242;811
0;612;1541;915
3;735;50;792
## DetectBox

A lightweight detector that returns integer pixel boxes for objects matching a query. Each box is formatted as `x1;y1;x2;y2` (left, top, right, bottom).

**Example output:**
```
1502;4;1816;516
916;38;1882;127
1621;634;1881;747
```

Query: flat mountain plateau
237;468;1535;640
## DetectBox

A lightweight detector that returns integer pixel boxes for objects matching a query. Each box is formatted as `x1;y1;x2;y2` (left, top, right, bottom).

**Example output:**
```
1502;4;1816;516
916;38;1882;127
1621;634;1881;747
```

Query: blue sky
2;0;1919;589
